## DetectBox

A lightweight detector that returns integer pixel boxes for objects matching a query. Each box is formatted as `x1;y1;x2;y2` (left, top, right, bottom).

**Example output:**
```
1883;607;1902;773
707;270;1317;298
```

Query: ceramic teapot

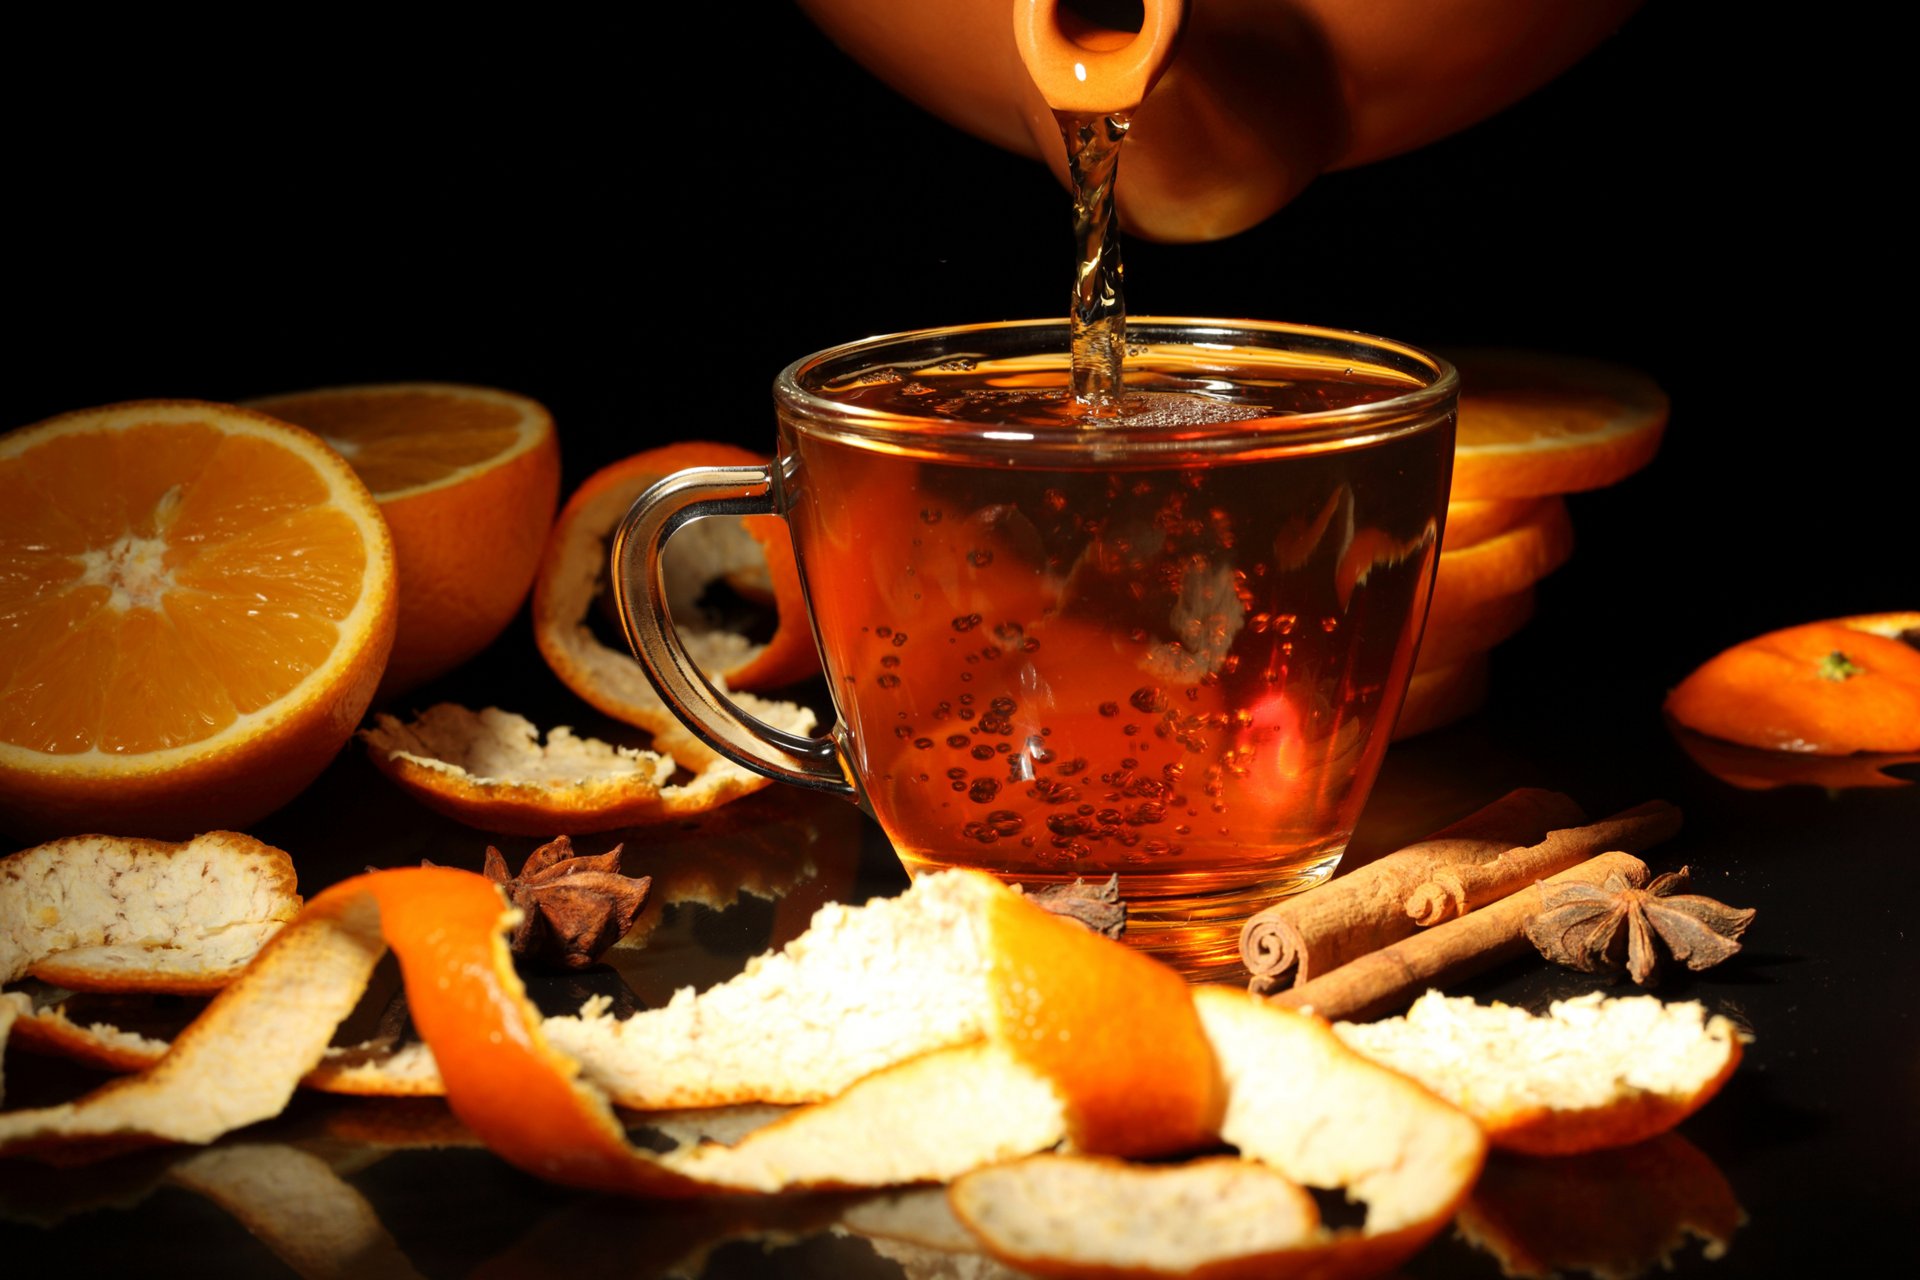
797;0;1646;242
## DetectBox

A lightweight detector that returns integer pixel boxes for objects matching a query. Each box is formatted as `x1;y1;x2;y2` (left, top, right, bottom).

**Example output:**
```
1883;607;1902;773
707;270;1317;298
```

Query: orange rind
0;831;298;995
0;867;1480;1280
531;442;820;809
0;401;397;842
359;703;792;835
951;986;1486;1279
1665;611;1920;755
246;382;562;699
1334;991;1748;1156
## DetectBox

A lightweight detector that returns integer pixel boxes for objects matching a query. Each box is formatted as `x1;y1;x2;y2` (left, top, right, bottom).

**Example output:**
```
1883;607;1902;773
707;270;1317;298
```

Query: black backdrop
9;3;1902;700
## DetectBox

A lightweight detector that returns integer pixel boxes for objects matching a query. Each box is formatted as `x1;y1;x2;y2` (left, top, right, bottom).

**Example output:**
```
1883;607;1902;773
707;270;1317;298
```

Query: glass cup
613;318;1457;978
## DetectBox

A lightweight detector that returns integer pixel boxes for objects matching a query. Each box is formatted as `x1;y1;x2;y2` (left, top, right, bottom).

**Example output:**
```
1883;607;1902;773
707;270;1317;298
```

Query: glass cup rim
773;315;1459;461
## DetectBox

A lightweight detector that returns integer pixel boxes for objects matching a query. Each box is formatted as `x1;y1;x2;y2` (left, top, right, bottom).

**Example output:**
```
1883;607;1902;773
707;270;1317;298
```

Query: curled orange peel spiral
0;867;1507;1275
0;867;1216;1197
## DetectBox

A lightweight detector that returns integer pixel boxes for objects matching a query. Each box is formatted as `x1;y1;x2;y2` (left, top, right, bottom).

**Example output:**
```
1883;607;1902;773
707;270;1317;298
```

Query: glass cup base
895;846;1345;983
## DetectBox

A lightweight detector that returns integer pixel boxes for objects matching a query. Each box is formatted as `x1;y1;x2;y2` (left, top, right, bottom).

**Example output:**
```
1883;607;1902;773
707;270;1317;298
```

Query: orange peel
359;703;796;835
533;442;819;718
951;986;1486;1279
1;831;299;994
1;867;1494;1277
1664;611;1920;755
1333;991;1747;1156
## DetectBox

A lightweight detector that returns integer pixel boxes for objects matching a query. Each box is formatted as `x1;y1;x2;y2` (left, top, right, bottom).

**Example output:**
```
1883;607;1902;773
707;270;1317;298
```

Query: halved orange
245;382;561;699
1664;611;1920;754
0;401;397;841
1446;350;1668;501
534;442;819;732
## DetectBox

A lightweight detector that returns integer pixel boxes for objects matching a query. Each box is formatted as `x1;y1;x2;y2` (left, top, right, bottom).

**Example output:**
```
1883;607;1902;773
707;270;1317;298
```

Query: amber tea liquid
781;343;1452;976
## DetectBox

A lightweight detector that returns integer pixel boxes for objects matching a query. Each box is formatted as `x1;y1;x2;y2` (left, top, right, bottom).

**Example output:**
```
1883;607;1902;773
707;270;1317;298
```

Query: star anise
1015;874;1127;939
435;836;650;971
1525;867;1755;987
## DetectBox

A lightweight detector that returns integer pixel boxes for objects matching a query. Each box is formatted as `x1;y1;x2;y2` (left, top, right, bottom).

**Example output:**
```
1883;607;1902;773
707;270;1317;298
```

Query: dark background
10;1;1900;700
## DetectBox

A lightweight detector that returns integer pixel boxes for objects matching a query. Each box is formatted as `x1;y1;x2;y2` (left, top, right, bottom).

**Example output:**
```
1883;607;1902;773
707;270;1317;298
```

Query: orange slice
1664;611;1920;755
1441;497;1539;551
1415;587;1534;673
1392;653;1490;741
0;401;397;842
534;442;818;741
1446;350;1668;501
1427;496;1573;631
245;382;561;699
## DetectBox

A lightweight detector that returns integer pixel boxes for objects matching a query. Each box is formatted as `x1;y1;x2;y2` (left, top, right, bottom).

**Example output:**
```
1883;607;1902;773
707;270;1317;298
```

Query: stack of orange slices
1394;350;1669;739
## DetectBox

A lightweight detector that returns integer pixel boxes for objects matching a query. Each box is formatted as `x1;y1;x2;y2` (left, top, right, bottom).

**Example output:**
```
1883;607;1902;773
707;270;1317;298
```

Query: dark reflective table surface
4;595;1915;1276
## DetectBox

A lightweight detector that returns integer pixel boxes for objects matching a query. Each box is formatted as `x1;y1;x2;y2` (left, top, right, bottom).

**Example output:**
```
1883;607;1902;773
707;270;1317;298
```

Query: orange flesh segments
0;401;395;840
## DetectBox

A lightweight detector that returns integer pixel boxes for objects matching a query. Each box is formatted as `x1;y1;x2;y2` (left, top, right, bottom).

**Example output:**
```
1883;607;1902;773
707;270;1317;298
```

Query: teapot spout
1012;0;1186;116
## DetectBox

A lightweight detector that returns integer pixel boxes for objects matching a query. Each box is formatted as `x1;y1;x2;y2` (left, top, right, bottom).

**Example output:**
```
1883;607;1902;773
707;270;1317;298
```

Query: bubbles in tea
781;349;1452;974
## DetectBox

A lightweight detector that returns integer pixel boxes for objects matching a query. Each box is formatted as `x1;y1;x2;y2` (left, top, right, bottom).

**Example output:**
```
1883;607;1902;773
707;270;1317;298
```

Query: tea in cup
614;317;1456;977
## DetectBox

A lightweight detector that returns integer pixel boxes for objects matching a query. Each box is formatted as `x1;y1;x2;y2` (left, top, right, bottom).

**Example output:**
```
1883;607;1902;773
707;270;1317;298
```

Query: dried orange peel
1333;991;1748;1156
358;703;792;836
534;441;819;711
1;831;300;993
951;987;1486;1279
0;831;302;1096
0;867;1489;1279
1665;611;1920;755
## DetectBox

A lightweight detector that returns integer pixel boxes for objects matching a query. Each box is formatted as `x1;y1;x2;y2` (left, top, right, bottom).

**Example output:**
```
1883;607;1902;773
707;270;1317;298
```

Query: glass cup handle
609;463;855;797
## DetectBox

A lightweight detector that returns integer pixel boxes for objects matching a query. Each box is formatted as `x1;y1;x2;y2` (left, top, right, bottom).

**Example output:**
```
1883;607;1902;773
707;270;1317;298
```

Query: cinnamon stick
1403;800;1683;926
1240;788;1587;995
1268;851;1651;1023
